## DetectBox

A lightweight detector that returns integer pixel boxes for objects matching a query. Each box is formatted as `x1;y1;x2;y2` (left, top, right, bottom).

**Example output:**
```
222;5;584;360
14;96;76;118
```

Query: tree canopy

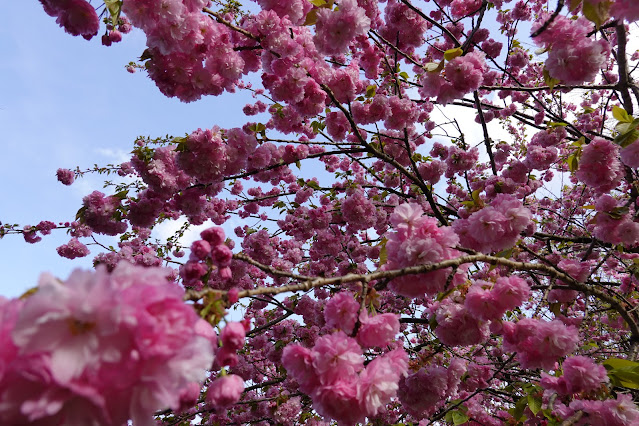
3;0;639;425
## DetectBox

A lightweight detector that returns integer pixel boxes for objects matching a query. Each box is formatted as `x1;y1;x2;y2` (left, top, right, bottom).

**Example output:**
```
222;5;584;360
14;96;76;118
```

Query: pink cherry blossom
206;374;244;410
356;311;400;348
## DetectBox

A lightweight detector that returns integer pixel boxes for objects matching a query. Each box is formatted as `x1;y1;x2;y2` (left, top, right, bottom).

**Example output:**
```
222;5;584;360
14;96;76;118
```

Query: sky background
0;2;257;297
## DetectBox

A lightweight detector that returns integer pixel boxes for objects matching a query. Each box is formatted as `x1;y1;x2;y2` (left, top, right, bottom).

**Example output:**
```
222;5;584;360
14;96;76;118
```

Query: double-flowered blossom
256;0;312;25
502;318;579;370
55;168;75;186
541;355;609;394
576;138;624;193
0;263;215;425
55;237;90;259
559;394;639;425
454;194;532;253
611;0;639;22
39;0;99;40
397;358;466;417
465;276;530;321
323;291;360;334
282;331;407;424
206;374;245;410
314;0;371;56
81;190;128;236
433;300;490;346
419;51;488;104
384;203;463;297
532;14;610;85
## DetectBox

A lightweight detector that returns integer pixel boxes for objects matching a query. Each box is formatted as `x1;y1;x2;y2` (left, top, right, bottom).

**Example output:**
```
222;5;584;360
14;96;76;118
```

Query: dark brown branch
474;91;497;175
615;24;634;114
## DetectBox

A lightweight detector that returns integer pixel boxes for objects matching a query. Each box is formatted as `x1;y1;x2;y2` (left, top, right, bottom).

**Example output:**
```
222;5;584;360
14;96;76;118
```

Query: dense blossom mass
5;0;639;424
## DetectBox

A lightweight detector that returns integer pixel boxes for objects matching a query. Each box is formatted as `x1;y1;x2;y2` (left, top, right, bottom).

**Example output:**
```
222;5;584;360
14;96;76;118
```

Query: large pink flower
312;332;363;384
2;263;215;425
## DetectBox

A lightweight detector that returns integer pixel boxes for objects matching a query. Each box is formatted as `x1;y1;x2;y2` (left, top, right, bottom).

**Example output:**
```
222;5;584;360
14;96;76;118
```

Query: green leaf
303;8;319;25
567;154;579;172
543;68;560;90
613;106;633;123
309;0;326;6
547;121;568;128
510;396;528;421
603;358;639;389
104;0;122;22
615;119;639;148
139;49;153;61
572;137;586;147
495;248;513;258
113;190;129;200
569;0;582;11
528;395;542;415
424;61;444;73
604;358;639;370
306;180;320;190
582;0;610;28
471;189;483;206
378;237;388;266
615;130;639;148
444;47;463;61
450;410;469;425
365;85;377;98
75;206;87;221
608;206;630;220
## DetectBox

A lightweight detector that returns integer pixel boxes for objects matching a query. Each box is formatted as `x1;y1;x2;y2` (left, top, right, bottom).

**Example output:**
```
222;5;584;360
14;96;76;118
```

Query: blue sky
0;2;254;297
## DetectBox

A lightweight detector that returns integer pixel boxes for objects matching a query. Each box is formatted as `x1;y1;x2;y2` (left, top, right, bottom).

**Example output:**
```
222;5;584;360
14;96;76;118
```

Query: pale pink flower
562;356;608;393
220;322;246;351
206;374;244;410
465;282;502;321
492;276;530;312
502;319;578;370
356;312;400;348
56;168;75;185
4;263;214;425
312;332;363;384
621;141;639;168
611;0;639;22
358;349;408;416
324;292;360;334
312;379;364;425
281;344;319;393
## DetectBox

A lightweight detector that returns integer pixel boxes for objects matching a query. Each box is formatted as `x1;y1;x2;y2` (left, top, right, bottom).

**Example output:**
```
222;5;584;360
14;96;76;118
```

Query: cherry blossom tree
4;0;639;424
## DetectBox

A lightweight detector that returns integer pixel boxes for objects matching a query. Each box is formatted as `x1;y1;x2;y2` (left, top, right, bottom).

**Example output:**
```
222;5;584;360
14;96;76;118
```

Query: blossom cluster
179;226;234;289
532;14;610;84
282;331;407;424
384;203;463;297
454;194;532;253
